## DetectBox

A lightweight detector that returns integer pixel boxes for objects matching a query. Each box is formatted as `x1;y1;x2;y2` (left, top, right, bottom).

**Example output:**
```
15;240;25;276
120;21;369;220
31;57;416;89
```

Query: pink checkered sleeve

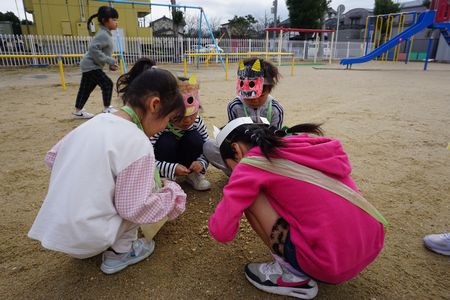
44;139;64;169
115;153;187;224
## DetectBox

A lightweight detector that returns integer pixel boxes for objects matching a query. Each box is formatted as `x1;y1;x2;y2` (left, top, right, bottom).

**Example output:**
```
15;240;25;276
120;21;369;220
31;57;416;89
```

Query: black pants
75;69;113;110
154;130;204;167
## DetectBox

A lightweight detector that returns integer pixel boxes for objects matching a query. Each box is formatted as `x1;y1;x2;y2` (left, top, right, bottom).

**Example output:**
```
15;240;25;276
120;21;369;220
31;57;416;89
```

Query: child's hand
189;161;203;173
175;164;190;176
109;64;119;71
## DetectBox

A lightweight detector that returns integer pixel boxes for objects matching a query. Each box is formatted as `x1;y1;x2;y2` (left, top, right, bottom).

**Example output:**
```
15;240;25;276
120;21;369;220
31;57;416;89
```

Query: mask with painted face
236;59;264;99
179;74;200;116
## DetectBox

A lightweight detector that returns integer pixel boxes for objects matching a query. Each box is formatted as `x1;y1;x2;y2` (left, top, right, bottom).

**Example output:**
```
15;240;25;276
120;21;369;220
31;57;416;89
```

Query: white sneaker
100;238;155;274
186;172;211;191
245;261;318;299
423;233;450;256
72;110;94;119
103;106;118;113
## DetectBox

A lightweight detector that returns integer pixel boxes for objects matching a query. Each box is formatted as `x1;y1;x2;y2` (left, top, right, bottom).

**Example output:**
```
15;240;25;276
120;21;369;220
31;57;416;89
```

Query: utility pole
272;0;278;39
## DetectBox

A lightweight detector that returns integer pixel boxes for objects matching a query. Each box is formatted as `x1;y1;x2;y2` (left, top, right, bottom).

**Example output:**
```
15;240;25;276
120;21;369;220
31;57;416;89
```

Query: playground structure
341;0;450;70
183;52;295;81
264;28;337;64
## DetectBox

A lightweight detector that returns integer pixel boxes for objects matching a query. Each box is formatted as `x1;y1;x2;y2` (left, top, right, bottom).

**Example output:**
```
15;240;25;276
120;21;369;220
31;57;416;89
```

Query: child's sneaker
72;110;94;119
244;261;318;299
423;233;450;256
103;106;118;113
186;172;211;191
100;238;155;274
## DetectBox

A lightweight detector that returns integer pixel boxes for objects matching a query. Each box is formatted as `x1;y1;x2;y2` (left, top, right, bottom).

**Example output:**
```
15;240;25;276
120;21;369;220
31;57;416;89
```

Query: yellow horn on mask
239;60;245;71
251;59;261;72
188;74;197;85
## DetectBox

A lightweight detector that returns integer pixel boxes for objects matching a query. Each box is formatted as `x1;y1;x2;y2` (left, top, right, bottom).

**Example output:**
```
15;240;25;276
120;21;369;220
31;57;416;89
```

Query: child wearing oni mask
203;57;284;175
227;57;284;129
151;75;211;191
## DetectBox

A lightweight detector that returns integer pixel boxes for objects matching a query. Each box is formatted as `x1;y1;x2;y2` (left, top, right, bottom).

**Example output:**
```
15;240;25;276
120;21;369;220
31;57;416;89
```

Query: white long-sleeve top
28;113;186;258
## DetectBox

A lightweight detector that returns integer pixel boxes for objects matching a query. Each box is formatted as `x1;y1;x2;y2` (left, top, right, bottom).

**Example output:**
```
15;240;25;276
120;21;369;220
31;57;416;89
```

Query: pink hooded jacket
208;135;384;284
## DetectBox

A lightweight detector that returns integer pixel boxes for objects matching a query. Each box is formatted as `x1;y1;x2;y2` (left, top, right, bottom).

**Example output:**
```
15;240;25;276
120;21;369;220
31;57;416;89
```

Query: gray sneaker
186;172;211;191
245;261;318;299
423;233;450;256
100;238;155;274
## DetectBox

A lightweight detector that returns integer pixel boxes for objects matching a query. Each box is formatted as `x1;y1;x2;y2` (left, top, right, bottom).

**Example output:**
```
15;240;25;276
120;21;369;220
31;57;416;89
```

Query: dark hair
220;123;323;161
87;6;119;30
243;57;280;93
122;68;185;121
116;57;156;95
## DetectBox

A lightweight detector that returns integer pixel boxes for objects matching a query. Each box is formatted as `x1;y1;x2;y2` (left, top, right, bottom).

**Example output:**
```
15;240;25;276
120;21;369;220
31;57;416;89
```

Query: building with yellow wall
22;0;153;37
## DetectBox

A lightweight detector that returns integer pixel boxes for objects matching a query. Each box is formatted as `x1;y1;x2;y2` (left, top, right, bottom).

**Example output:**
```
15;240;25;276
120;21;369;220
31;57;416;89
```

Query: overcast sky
0;0;397;24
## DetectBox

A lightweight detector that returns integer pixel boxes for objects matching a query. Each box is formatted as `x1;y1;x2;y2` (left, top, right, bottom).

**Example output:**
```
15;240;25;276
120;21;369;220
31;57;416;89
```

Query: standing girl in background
209;118;386;299
29;68;187;275
73;6;119;119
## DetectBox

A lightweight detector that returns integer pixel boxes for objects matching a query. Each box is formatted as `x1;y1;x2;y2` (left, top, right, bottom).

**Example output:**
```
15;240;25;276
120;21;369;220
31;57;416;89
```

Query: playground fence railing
0;34;436;68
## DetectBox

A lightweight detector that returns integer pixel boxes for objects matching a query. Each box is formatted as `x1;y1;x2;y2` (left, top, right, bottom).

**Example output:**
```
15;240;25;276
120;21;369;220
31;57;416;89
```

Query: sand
0;61;449;299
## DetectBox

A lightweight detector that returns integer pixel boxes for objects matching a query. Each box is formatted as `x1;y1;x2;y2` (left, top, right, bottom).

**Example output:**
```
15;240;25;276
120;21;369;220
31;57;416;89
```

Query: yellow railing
0;54;125;90
0;52;295;89
183;52;296;80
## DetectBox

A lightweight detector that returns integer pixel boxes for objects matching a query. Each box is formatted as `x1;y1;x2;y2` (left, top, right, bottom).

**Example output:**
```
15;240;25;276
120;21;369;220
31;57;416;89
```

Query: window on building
137;12;150;28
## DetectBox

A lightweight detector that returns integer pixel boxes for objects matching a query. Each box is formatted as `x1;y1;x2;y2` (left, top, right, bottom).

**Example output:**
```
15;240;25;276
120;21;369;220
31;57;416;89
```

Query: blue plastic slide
340;11;436;66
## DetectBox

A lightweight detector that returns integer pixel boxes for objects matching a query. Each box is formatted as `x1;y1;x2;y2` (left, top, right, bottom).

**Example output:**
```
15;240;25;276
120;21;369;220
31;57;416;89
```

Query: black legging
74;69;113;109
154;130;204;167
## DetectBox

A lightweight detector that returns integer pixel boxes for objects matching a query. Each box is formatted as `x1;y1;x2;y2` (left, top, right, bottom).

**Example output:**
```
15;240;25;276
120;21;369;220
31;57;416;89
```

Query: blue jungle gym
340;0;450;70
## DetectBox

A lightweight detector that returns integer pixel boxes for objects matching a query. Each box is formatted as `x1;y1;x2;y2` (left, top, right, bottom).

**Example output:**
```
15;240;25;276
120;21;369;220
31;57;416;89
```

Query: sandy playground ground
0;61;449;299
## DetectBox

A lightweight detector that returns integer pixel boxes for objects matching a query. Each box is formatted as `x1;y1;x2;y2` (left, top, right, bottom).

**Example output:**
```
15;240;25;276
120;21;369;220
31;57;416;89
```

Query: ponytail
116;57;156;97
87;6;119;32
87;13;98;31
274;123;323;137
219;122;323;161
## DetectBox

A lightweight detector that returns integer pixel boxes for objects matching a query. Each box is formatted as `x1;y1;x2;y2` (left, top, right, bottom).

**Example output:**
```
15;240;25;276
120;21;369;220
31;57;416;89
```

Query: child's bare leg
245;192;285;252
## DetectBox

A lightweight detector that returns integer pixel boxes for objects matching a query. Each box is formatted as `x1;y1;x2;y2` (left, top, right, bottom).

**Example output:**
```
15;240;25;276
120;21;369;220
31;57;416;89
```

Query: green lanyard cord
121;105;144;131
167;123;184;139
120;105;163;188
243;98;272;124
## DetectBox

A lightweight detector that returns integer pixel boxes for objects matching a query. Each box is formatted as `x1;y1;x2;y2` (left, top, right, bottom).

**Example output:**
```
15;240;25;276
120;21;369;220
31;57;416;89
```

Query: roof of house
400;0;425;8
149;16;172;25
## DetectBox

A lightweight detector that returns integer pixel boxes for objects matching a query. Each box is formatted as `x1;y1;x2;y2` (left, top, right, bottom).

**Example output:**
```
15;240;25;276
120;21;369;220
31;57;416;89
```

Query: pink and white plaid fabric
45;142;186;225
115;154;186;224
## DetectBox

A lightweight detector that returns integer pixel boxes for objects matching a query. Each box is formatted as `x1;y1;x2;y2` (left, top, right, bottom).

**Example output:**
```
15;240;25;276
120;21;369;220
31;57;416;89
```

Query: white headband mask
213;117;270;147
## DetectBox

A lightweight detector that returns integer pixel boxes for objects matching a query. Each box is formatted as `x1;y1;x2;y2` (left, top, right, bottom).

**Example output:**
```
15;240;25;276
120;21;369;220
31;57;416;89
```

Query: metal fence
1;33;424;68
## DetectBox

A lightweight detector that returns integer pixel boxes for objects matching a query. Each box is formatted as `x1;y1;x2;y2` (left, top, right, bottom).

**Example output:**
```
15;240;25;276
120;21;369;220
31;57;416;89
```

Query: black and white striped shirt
150;115;209;180
227;95;284;129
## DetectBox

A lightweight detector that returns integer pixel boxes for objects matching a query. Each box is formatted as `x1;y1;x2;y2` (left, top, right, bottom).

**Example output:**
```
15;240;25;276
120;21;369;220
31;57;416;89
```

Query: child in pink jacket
208;117;386;299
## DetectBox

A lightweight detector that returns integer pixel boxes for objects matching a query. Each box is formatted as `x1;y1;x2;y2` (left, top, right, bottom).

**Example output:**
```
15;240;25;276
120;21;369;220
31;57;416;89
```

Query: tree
422;0;431;9
184;15;221;38
286;0;330;29
227;15;257;38
373;0;401;36
374;0;401;16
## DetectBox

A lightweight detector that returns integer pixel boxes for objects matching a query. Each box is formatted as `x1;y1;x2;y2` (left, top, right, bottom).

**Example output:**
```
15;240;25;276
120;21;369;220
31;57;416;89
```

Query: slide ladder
341;10;436;67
